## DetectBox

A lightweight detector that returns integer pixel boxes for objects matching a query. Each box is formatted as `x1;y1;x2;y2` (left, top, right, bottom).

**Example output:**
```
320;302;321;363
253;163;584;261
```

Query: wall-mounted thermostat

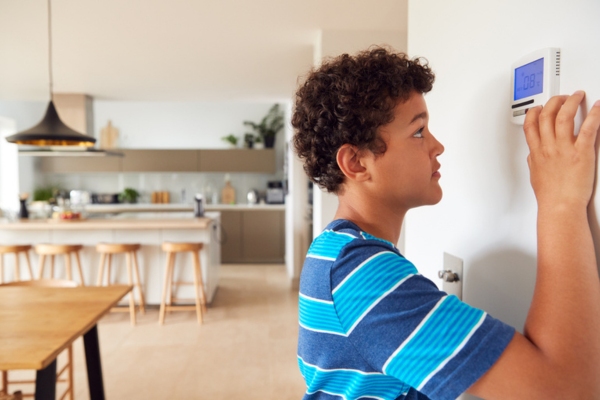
511;48;560;125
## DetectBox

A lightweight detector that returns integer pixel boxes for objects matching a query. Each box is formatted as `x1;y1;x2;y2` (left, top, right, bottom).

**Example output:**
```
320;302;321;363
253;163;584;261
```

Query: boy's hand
524;92;600;210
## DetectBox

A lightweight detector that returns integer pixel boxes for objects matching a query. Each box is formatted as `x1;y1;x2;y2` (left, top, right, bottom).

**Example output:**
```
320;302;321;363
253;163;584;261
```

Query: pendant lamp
5;0;96;147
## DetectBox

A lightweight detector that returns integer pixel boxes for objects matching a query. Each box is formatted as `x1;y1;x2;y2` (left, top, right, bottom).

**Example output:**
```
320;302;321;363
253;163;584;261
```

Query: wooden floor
7;264;306;399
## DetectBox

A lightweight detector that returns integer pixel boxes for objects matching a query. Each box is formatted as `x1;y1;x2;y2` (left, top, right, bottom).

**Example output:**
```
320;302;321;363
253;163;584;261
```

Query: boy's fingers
555;91;585;143
523;106;542;150
575;100;600;150
538;95;569;144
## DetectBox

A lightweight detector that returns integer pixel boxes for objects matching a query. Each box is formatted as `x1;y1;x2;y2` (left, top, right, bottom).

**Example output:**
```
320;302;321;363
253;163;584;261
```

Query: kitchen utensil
247;189;259;204
194;194;205;217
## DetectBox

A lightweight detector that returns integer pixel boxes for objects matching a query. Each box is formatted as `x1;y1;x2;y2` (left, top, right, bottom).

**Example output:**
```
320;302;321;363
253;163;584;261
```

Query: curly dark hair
292;47;435;193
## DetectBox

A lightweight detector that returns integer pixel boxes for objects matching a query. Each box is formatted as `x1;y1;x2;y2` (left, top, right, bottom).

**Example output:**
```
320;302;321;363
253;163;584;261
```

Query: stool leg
166;253;176;306
74;251;85;286
0;254;4;284
37;254;46;279
193;250;207;314
97;253;106;286
50;255;55;279
64;254;72;281
14;253;20;282
125;252;136;326
191;251;203;324
159;252;174;325
24;251;34;280
131;251;146;315
107;254;112;285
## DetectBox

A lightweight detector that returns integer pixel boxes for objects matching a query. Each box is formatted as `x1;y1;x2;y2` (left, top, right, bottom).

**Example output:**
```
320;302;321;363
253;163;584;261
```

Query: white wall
0;117;19;214
407;1;600;391
93;101;285;151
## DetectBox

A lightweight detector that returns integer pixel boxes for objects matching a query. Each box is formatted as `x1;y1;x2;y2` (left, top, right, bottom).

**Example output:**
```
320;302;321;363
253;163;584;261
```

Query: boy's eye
413;128;424;138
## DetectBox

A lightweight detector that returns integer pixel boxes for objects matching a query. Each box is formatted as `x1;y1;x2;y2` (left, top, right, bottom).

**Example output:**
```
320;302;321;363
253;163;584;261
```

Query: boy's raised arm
468;92;600;399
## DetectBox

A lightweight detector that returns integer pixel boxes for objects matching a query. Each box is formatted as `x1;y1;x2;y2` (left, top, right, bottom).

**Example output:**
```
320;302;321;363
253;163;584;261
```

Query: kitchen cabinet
220;210;243;262
39;156;121;173
220;209;285;263
37;148;276;174
198;149;275;173
121;149;197;172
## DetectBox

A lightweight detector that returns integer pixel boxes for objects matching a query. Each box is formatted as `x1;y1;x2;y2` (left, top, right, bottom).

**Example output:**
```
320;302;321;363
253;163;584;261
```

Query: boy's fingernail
575;90;585;96
594;100;600;107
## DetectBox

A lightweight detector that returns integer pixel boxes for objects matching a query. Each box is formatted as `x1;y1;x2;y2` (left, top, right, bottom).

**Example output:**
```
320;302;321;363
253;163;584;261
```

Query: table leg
83;324;105;400
34;359;56;400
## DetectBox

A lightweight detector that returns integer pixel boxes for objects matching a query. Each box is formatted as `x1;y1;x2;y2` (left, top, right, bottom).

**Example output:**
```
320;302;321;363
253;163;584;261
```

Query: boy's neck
334;192;405;245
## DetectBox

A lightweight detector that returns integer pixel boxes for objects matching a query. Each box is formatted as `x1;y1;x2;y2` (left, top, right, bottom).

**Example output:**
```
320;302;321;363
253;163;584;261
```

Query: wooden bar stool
0;245;34;284
159;242;207;325
35;244;85;286
96;243;146;326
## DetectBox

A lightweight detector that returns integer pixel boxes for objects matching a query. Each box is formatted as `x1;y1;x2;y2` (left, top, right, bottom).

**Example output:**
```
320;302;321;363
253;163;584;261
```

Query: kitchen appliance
70;190;91;205
91;193;120;204
247;189;259;204
194;194;205;217
266;181;285;204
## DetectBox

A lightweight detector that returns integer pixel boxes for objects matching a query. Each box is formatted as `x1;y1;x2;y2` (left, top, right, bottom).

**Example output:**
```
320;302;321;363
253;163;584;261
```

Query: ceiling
0;0;407;102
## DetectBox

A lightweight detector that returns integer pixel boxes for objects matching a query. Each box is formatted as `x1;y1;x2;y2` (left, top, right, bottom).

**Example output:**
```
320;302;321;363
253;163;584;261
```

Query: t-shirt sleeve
330;240;515;400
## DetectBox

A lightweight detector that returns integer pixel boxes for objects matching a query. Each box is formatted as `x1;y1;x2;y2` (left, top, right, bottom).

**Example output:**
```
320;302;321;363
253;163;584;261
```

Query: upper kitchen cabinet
37;148;276;173
39;156;121;173
198;149;275;173
121;149;198;172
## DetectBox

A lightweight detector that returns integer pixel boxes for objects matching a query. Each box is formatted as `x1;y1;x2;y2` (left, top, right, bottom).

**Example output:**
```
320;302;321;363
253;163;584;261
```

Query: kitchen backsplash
30;171;283;205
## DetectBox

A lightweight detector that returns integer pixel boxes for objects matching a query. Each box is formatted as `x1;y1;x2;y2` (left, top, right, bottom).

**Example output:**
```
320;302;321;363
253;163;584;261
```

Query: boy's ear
336;144;370;183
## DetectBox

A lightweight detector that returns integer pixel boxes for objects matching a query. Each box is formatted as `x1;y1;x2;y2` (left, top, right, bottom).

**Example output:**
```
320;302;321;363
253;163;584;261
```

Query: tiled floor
7;264;306;399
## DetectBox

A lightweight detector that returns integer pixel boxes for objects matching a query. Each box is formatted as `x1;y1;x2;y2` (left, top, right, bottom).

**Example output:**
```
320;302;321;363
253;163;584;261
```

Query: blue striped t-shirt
297;219;515;400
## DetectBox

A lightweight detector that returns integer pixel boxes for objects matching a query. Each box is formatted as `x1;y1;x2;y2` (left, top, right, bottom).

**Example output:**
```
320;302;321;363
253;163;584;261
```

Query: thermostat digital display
514;58;544;100
511;48;560;125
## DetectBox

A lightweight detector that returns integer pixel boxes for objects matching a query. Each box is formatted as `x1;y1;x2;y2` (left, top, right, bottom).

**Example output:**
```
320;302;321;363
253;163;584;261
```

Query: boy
292;47;600;399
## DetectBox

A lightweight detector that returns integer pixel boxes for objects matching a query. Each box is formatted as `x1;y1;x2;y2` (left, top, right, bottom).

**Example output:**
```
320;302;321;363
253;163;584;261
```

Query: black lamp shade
5;101;96;146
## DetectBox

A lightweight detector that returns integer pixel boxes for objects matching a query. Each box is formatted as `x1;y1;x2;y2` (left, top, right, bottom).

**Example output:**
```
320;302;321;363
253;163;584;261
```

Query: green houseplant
243;104;284;148
119;188;140;204
221;134;239;148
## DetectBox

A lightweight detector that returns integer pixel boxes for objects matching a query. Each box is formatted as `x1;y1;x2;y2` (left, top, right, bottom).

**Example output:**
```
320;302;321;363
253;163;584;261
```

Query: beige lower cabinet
220;209;285;263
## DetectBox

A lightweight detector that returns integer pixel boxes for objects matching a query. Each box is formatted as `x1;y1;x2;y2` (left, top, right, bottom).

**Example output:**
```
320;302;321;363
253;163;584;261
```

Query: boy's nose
431;133;444;156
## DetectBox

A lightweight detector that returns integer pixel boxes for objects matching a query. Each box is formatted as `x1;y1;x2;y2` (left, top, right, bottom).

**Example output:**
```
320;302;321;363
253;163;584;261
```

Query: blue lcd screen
514;57;544;101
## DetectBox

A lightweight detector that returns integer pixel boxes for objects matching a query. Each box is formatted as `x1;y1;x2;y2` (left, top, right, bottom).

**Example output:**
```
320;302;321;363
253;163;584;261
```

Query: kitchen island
0;212;220;305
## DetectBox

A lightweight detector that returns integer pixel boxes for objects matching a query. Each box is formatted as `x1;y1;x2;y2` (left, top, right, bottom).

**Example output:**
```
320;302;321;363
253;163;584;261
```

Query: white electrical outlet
440;252;464;300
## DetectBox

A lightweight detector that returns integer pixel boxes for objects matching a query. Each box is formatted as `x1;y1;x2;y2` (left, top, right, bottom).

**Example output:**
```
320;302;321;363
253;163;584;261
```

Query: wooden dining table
0;285;132;400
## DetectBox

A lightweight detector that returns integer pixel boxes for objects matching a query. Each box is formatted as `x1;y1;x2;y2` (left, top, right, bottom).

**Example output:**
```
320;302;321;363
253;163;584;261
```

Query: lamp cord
47;0;53;101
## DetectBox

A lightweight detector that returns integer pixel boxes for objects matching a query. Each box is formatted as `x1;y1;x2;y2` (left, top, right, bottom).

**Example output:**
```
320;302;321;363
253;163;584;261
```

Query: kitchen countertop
84;203;286;213
0;216;214;230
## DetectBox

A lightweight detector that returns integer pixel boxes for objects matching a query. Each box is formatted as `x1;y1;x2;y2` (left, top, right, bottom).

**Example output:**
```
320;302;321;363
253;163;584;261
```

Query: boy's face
367;91;444;211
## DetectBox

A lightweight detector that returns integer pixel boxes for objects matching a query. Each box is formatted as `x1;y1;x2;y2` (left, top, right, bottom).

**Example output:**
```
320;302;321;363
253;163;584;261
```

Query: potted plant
119;188;140;204
253;134;264;149
221;134;239;148
243;104;284;148
243;133;255;149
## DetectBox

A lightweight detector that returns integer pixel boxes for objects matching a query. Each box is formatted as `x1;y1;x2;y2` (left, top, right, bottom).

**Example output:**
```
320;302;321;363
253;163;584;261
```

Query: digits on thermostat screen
514;57;544;101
